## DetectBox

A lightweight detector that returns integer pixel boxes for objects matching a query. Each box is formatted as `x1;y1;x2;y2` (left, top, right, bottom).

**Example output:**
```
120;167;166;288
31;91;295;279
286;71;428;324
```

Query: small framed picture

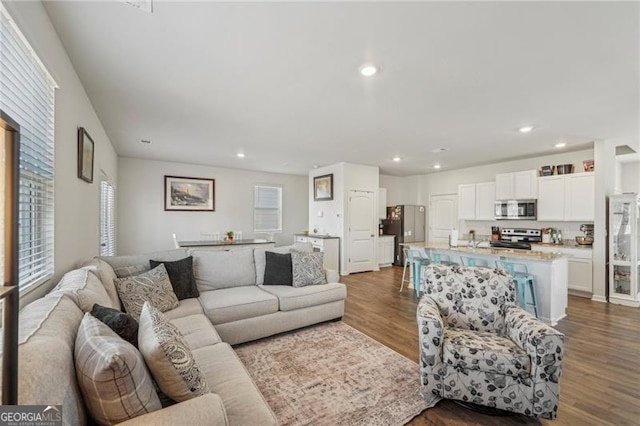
164;175;215;211
77;127;95;183
314;173;334;201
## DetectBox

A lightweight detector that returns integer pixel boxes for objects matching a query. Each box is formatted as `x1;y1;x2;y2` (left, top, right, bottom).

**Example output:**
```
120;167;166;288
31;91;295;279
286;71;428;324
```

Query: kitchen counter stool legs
495;261;539;318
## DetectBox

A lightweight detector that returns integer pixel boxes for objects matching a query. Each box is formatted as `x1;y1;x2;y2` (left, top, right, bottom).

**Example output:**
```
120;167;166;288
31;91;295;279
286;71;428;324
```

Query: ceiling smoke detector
431;147;449;153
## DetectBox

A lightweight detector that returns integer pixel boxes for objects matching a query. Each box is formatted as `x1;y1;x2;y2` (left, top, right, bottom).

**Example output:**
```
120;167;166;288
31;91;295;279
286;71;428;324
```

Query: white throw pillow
138;302;211;402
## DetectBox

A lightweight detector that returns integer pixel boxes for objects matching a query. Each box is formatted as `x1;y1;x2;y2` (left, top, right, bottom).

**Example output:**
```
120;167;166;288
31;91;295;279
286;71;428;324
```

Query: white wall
4;1;119;305
118;158;307;255
379;174;419;206
619;161;640;194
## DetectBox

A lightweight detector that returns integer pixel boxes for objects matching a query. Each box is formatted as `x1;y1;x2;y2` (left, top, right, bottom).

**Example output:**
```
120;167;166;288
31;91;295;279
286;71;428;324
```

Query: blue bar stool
401;247;430;297
460;256;489;267
431;252;458;266
495;260;539;317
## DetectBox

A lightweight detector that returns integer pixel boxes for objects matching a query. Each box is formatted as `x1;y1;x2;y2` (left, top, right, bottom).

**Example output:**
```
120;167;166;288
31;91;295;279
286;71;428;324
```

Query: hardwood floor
341;266;640;426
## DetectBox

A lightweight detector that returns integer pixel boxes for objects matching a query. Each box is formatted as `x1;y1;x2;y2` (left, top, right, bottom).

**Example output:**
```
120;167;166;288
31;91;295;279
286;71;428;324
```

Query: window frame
254;184;283;233
99;173;116;256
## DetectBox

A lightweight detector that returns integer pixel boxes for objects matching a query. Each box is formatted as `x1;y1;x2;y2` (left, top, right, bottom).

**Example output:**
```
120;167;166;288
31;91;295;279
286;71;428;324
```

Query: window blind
100;176;115;256
0;4;56;289
254;185;282;233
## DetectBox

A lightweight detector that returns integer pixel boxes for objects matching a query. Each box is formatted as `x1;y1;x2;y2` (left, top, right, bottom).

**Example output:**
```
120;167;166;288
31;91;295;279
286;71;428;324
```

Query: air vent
119;0;153;13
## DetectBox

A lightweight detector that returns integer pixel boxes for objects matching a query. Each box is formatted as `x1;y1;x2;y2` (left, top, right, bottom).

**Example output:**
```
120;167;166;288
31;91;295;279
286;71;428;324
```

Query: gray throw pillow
263;251;293;285
114;264;179;320
291;251;326;287
150;256;199;300
91;303;139;348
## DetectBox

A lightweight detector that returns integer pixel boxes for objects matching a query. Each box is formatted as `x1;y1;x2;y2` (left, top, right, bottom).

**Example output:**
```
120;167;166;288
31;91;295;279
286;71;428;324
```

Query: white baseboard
591;295;607;303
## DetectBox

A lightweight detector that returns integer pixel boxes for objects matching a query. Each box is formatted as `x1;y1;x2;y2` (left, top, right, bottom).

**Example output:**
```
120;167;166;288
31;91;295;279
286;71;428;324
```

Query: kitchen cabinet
378;188;387;219
458;182;495;220
295;235;340;272
495;170;538;200
564;173;595;221
537;176;566;221
534;244;593;295
609;194;640;307
377;235;395;267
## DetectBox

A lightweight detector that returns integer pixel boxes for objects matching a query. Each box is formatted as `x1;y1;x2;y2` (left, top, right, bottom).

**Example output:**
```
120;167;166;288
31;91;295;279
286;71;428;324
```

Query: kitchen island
405;242;568;326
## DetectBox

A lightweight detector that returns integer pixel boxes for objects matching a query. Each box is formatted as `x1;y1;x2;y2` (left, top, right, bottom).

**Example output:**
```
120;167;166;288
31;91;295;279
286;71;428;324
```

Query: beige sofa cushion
193;343;277;426
192;249;257;291
5;295;87;425
254;242;313;285
117;393;229;426
49;268;114;312
115;264;179;319
198;287;278;325
138;303;211;402
98;249;189;277
163;298;203;320
170;314;222;351
259;282;347;311
75;313;161;425
83;258;122;310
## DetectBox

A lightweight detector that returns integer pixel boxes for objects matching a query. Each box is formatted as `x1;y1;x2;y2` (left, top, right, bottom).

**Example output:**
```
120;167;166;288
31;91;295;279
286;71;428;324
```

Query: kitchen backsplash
459;220;592;243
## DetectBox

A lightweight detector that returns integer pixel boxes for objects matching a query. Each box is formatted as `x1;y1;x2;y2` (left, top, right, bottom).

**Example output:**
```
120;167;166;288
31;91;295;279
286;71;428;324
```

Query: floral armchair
417;264;564;419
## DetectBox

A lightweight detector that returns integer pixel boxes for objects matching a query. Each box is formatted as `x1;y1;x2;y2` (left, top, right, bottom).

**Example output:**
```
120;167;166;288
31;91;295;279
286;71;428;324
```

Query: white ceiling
42;1;639;176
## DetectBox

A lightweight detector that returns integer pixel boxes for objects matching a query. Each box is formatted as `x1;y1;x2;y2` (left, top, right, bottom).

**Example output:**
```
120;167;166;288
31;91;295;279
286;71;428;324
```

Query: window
1;4;57;289
254;185;282;233
100;174;115;256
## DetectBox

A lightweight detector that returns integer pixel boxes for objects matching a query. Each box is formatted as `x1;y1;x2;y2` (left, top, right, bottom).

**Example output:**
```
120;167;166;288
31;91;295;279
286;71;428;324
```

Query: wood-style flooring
340;266;640;426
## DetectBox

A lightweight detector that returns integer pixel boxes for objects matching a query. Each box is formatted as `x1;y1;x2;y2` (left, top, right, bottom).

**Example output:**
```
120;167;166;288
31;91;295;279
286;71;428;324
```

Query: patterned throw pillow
114;264;179;320
91;303;139;347
138;302;210;402
75;313;161;425
263;251;293;285
149;256;199;300
291;251;326;288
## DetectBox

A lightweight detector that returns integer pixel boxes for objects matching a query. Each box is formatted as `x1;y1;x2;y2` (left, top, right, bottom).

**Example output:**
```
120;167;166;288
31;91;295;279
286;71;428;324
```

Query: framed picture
77;127;94;183
164;175;215;211
314;173;333;201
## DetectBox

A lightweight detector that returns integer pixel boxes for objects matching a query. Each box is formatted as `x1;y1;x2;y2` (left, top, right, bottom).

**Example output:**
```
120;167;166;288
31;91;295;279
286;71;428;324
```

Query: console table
178;239;275;251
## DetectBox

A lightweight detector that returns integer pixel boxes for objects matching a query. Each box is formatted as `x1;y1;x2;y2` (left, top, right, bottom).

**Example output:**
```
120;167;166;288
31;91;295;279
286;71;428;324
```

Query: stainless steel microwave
494;200;537;220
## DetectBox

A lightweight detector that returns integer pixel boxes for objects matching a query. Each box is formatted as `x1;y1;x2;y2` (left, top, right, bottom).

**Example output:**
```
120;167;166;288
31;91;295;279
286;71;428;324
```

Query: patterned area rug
234;321;428;425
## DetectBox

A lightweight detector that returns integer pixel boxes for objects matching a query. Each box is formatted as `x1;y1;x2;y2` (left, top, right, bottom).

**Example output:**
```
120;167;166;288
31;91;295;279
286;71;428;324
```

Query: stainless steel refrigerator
382;205;426;266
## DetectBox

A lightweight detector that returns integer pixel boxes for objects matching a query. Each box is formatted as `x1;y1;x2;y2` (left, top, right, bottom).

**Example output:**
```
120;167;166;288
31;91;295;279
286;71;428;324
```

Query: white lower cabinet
378;235;395;267
567;258;593;293
295;235;340;271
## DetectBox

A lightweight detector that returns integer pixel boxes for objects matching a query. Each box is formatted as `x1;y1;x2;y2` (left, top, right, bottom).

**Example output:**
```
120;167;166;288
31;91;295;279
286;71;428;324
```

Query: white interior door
429;194;457;242
348;190;375;273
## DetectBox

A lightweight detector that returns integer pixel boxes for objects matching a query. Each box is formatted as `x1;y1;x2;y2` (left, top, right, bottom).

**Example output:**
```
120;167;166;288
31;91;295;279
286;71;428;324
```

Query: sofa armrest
117;393;228;426
416;297;445;367
325;268;340;283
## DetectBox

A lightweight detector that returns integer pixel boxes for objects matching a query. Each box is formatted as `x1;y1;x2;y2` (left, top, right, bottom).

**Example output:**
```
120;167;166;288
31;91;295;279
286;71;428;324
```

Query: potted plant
226;231;234;241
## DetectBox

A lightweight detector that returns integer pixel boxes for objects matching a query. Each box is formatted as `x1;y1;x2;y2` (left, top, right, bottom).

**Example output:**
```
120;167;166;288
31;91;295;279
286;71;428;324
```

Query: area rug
234;321;428;425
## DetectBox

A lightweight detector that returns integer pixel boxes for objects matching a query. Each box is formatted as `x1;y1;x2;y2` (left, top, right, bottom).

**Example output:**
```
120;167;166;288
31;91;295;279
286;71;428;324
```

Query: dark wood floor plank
341;266;640;426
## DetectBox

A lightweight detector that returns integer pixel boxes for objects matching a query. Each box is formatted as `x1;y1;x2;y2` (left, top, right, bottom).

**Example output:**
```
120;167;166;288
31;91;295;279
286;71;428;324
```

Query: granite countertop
179;239;274;247
405;241;569;262
295;234;339;239
532;242;593;250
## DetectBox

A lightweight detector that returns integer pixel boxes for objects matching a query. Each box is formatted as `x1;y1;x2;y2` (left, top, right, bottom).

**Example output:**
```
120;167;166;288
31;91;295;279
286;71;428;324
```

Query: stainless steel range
490;228;542;250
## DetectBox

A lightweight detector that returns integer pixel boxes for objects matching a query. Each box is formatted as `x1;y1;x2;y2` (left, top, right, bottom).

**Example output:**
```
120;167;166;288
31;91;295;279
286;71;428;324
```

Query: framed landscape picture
314;173;333;201
164;175;215;211
77;127;94;183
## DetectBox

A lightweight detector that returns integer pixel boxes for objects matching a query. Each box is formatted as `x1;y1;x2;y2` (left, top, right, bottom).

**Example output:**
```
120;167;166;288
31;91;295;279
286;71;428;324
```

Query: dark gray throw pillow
149;256;199;300
263;251;293;285
90;303;139;347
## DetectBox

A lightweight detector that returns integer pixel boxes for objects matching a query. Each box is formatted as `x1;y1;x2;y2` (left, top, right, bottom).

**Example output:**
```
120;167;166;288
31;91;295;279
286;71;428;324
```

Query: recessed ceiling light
519;126;534;133
359;63;378;77
140;139;152;144
312;165;320;169
555;142;567;148
433;164;442;169
237;152;245;158
431;147;449;153
392;156;401;162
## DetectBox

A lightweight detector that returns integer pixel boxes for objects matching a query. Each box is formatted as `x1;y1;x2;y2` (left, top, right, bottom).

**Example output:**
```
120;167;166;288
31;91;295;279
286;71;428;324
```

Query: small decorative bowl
575;236;594;245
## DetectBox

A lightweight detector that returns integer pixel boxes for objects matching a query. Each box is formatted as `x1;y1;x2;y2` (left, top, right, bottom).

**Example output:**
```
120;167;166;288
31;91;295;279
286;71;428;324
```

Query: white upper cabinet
564;173;595;221
475;182;496;220
458;184;476;220
458;182;495;220
495;170;538;200
537;176;566;221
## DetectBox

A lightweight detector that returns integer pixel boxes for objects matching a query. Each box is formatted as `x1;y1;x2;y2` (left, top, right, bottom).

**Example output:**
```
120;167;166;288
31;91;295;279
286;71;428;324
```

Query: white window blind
100;176;115;256
0;4;56;289
254;185;282;233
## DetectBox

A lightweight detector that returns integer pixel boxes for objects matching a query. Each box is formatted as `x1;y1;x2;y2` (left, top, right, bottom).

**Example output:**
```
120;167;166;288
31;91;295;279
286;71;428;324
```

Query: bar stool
460;256;489;267
401;247;430;297
495;260;539;317
431;252;458;266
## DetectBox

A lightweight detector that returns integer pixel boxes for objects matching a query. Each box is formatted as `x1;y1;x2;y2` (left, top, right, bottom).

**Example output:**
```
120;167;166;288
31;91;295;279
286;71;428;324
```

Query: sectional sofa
1;242;346;425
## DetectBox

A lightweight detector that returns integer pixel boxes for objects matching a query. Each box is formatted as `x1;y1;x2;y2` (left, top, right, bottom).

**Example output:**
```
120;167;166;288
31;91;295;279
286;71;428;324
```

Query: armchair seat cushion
443;328;531;377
